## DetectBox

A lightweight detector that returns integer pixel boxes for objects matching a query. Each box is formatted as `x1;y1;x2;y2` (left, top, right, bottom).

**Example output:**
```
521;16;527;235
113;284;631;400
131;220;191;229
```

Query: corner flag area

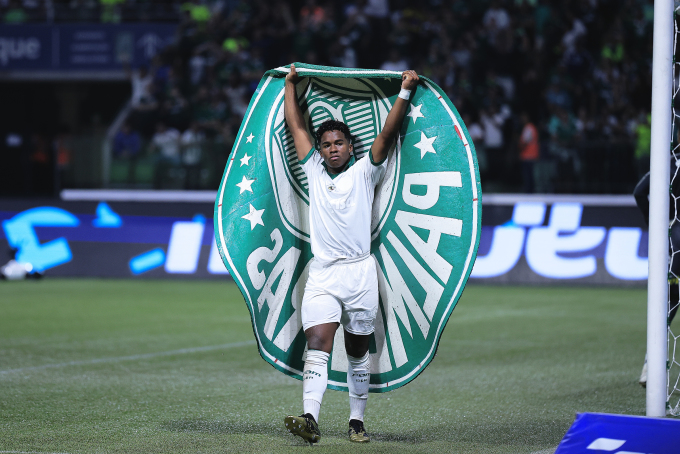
0;280;650;453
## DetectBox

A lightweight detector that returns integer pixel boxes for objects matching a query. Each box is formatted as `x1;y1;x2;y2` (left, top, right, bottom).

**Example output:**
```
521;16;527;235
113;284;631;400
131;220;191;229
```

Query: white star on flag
246;133;254;143
236;175;255;194
240;153;252;166
406;103;425;124
242;204;264;230
413;131;438;158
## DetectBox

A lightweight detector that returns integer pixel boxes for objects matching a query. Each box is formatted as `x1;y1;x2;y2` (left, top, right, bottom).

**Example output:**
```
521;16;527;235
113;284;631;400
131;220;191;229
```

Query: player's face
319;130;353;174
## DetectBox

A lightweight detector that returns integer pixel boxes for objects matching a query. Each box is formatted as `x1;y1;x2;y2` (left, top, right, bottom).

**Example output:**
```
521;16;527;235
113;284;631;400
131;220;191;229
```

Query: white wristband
398;88;411;100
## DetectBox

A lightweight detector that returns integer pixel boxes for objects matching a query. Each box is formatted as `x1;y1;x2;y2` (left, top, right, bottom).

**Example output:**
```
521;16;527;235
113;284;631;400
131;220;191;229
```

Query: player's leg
344;330;371;442
285;285;341;444
345;331;370;418
641;279;679;387
340;257;379;442
669;228;680;325
284;322;338;444
670;280;679;326
302;322;339;422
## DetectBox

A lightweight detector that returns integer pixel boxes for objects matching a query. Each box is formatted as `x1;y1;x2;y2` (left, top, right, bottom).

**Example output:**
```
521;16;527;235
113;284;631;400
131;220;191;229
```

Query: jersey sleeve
300;147;319;176
358;153;387;186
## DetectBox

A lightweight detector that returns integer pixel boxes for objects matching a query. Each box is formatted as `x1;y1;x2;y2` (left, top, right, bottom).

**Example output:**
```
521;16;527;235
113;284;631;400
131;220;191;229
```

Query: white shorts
301;254;379;336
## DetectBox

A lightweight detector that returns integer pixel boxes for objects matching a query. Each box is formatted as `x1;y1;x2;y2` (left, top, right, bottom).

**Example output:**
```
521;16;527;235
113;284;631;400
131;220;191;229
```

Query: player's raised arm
284;64;313;161
370;70;420;164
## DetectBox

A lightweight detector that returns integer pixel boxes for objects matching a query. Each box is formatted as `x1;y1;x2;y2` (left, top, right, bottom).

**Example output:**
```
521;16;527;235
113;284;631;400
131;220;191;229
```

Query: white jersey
300;149;387;263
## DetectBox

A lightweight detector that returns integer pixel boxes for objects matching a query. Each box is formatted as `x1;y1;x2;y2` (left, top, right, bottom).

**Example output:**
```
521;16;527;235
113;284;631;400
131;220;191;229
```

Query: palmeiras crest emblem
214;63;481;392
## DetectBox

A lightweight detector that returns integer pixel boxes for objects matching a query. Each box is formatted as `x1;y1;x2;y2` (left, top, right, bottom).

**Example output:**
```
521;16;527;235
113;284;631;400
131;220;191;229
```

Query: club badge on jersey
214;63;482;393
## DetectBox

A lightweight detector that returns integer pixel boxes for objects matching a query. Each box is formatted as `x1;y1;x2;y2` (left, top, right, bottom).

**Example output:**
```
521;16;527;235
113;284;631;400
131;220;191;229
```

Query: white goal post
647;0;674;418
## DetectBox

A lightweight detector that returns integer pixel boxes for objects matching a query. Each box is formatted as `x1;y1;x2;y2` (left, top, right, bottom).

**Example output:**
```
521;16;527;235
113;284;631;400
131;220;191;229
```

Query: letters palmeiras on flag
214;63;481;392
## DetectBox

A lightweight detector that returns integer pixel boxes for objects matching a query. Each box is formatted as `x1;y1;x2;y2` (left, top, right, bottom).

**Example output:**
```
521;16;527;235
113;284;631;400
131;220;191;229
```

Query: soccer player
282;64;419;444
634;153;680;387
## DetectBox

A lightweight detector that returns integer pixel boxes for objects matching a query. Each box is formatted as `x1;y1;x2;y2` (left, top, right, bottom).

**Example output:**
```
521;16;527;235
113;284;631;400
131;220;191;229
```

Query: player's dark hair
315;120;352;146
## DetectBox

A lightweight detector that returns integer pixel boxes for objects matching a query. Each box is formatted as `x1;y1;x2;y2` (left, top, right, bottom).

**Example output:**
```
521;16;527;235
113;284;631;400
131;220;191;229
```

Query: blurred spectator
380;49;408;71
329;36;358;68
66;0;98;23
100;0;124;23
4;0;27;23
548;108;578;191
86;0;655;193
364;0;390;64
54;130;73;190
189;47;209;87
601;34;625;64
464;113;486;176
180;122;204;189
561;11;587;53
480;103;510;183
518;112;539;193
223;73;248;119
634;112;651;180
483;0;510;33
129;84;159;136
545;79;572;111
562;40;592;84
575;107;597;140
127;64;154;108
151;55;172;94
150;122;181;189
29;133;51;195
182;0;210;25
193;86;228;133
113;122;141;185
451;34;473;70
300;0;325;31
548;108;577;147
161;86;191;131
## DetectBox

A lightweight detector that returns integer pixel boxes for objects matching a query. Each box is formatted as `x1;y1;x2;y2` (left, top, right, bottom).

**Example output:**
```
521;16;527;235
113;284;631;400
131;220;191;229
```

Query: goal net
668;5;680;416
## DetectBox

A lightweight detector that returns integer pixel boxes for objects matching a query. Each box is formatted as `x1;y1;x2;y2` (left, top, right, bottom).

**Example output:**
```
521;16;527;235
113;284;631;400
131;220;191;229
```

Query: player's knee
304;323;338;353
344;332;370;358
345;344;369;358
306;334;333;353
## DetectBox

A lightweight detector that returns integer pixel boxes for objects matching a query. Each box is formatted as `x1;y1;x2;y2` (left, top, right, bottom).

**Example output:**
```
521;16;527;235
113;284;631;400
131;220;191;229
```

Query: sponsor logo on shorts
215;66;481;392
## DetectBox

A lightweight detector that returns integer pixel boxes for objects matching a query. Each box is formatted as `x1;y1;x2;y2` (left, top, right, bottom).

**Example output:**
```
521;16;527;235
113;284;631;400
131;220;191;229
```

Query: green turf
0;279;650;453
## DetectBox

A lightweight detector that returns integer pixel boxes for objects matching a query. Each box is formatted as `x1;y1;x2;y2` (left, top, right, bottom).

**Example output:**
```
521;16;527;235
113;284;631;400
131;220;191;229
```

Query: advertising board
0;193;646;285
0;24;175;74
471;195;646;285
0;197;227;279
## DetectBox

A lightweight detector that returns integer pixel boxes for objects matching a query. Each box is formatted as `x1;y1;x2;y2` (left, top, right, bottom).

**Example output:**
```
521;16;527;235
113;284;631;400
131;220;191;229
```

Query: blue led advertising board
0;196;646;284
0;199;228;279
0;24;175;72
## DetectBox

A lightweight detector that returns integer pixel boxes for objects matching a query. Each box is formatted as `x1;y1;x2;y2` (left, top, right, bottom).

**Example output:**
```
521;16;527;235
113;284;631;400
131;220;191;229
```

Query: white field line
529;449;556;454
0;340;256;375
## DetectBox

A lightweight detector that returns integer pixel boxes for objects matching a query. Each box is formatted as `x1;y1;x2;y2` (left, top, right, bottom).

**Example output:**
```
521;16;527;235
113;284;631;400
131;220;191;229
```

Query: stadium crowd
2;0;661;193
0;0;180;23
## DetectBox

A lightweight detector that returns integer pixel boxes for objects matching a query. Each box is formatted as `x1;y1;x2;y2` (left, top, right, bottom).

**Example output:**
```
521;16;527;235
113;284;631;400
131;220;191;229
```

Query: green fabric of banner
214;63;482;392
265;62;425;80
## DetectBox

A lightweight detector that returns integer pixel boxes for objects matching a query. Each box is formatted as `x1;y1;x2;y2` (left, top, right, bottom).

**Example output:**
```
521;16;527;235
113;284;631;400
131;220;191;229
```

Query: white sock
347;351;370;421
302;349;329;422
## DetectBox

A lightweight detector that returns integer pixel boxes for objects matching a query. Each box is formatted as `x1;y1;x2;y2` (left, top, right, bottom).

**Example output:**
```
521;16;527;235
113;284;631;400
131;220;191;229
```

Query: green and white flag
214;63;481;393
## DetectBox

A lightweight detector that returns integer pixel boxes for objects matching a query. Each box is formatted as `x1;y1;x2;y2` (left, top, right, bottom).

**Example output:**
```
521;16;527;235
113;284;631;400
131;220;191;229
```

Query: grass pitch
0;279;648;453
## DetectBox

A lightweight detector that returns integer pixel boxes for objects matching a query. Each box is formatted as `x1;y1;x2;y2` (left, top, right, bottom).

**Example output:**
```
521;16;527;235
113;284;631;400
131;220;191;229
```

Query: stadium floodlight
647;0;674;418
